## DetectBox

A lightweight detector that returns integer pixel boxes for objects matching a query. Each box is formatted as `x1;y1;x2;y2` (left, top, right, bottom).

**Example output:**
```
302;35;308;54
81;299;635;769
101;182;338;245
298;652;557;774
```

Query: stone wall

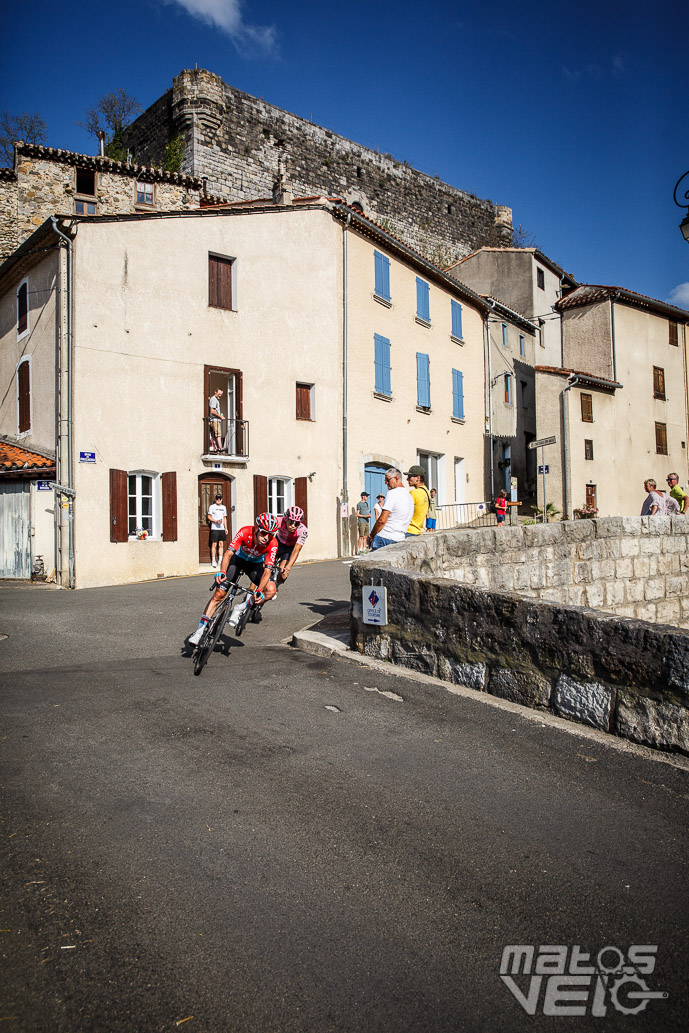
350;519;689;754
123;68;512;267
0;147;203;259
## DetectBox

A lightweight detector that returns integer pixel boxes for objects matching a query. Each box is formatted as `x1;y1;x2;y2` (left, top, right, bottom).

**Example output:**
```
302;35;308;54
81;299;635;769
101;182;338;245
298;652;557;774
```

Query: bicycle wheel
193;592;234;675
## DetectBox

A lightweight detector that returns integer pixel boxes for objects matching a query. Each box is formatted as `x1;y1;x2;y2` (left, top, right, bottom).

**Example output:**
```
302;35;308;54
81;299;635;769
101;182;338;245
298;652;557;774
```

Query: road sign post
528;437;557;523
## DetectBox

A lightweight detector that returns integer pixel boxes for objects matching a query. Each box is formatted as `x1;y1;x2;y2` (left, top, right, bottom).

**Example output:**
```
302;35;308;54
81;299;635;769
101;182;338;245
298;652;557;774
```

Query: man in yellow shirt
405;465;431;536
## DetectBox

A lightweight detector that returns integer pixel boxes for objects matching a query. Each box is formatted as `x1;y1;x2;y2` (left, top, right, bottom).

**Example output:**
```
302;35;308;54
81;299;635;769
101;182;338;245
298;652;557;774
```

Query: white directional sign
529;435;557;450
362;586;388;626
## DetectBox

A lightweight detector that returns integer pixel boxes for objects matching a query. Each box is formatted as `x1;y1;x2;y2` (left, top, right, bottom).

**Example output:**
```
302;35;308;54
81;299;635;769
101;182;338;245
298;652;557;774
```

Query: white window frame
17;278;29;341
16;355;32;439
136;181;155;206
127;470;161;540
267;476;293;518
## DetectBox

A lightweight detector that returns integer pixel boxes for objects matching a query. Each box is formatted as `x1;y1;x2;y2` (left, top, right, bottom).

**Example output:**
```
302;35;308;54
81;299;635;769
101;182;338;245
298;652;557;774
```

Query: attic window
76;168;96;196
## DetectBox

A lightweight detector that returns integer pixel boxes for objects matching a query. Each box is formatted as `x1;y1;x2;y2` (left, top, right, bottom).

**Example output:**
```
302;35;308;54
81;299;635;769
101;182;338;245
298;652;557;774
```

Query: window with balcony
204;365;247;458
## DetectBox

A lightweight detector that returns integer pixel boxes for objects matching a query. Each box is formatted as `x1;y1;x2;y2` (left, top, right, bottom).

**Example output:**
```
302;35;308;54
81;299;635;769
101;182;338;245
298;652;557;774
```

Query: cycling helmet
256;512;279;533
286;506;304;522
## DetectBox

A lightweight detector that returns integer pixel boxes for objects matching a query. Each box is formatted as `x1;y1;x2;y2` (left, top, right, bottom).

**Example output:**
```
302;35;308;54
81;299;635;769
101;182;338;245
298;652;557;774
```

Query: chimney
494;205;513;245
96;130;106;157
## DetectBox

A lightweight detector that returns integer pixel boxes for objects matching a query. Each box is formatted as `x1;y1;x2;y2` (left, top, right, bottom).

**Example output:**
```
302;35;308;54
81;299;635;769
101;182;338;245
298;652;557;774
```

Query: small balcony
202;417;250;462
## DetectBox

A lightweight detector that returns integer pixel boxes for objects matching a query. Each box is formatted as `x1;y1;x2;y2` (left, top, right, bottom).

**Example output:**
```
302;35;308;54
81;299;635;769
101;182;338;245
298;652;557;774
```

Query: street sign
538;465;550;475
529;435;557;450
79;450;96;463
36;481;52;491
362;586;388;625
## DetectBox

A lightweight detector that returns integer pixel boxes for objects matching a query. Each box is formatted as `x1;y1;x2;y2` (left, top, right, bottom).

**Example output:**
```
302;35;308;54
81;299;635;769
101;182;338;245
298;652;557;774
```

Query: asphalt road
1;560;688;1033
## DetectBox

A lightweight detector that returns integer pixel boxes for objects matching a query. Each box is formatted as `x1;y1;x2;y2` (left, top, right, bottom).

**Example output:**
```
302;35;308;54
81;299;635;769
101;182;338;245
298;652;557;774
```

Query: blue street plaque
79;451;96;463
538;465;550;474
36;481;51;491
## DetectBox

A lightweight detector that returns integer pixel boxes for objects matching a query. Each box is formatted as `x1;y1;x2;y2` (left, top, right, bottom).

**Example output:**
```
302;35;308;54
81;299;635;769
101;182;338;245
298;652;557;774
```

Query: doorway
198;474;233;563
364;463;388;525
454;457;466;506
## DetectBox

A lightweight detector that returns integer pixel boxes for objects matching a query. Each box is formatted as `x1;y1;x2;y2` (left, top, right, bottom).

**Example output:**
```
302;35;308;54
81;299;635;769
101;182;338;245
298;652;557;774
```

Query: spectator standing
495;490;508;527
426;488;438;531
640;479;664;515
666;473;688;513
208;388;225;452
356;492;371;553
373;493;385;523
405;465;431;537
207;492;228;568
367;469;414;551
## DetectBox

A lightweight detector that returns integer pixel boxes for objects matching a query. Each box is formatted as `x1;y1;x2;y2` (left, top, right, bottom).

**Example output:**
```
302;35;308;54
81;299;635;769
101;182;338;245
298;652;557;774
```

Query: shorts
209;528;226;543
496;513;506;524
358;518;370;536
276;541;293;562
219;555;265;590
210;419;222;436
425;518;436;529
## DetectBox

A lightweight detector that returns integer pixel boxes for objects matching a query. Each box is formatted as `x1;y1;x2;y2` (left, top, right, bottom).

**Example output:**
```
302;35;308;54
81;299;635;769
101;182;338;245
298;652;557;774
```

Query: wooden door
585;484;597;510
198;475;231;562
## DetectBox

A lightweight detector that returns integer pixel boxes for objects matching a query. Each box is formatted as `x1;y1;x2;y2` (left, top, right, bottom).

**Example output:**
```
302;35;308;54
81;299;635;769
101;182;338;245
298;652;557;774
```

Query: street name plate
362;586;388;626
538;465;550;474
529;435;557;450
79;450;96;463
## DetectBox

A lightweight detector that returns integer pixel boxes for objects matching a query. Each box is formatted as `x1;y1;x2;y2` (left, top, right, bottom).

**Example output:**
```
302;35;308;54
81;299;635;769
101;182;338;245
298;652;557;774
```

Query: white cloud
668;283;689;309
165;0;277;51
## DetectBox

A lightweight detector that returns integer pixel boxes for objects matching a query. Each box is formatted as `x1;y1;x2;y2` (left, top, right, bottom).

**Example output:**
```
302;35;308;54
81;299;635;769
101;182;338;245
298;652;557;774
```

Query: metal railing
204;417;249;459
436;501;497;529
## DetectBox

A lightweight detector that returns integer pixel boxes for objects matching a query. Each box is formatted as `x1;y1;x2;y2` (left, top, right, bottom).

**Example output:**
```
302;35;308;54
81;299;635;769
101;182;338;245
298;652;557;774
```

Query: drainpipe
342;214;351;556
610;291;620;382
560;375;580;521
51;217;75;588
484;301;495;496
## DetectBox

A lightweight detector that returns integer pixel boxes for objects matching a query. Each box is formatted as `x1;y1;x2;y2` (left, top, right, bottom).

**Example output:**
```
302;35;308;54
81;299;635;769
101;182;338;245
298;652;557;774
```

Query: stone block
635;604;657;623
616;691;689;754
512;564;531;592
644;578;665;601
573;561;593;584
632;555;650;578
615;558;633;579
605;581;625;607
563;586;586;606
591;559;615;580
554;673;612;730
438;656;486;690
488;666;551;707
655;600;681;627
666;577;685;598
620;537;640;558
640;536;661;555
391;638;438;676
584;584;605;608
529;566;546;590
575;542;594;561
624;579;644;603
546;560;570;587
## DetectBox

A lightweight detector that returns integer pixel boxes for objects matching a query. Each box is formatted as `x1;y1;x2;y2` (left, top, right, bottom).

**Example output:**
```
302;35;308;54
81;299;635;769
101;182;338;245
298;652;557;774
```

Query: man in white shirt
207;493;228;568
367;468;414;551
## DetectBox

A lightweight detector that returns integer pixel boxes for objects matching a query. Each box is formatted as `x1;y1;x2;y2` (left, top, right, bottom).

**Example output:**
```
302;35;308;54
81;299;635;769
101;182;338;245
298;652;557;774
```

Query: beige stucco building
535;286;689;518
0;195;489;587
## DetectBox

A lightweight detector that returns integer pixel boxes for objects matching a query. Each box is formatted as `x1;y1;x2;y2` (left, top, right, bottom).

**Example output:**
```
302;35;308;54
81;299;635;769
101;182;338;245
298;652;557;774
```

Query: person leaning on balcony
208;388;225;452
640;479;663;516
666;472;688;513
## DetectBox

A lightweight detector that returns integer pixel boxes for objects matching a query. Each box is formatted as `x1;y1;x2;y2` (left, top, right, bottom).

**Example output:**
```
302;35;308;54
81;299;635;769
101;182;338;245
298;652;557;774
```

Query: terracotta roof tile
0;441;55;474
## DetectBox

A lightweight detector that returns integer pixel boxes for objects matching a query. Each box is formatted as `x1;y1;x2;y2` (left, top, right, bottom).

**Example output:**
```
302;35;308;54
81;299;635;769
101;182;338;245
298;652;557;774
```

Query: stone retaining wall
350;518;689;754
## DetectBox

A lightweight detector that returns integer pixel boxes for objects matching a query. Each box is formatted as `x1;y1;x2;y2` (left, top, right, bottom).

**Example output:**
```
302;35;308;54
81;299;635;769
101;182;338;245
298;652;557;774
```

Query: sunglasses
256;528;270;538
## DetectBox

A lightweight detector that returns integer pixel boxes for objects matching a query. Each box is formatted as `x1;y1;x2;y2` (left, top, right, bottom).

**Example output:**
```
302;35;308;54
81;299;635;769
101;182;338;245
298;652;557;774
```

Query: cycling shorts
218;555;264;591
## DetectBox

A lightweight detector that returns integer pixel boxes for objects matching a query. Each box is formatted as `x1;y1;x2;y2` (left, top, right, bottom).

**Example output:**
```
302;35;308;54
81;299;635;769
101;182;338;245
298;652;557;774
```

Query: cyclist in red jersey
274;505;308;582
189;513;279;644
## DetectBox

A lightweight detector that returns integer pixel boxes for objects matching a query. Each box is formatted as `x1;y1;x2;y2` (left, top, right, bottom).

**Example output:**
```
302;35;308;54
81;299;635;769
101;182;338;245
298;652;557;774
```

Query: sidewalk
291;608;350;657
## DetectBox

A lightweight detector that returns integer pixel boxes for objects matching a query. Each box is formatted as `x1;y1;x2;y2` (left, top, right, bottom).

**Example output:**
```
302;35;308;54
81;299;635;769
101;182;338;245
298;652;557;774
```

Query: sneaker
211;558;217;569
189;626;204;646
228;603;245;628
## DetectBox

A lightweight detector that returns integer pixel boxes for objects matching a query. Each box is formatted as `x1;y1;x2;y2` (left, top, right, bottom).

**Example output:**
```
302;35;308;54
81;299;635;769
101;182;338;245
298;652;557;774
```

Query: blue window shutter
374;251;390;301
416;278;430;322
452;369;464;419
374;334;391;395
451;299;463;339
416;352;430;407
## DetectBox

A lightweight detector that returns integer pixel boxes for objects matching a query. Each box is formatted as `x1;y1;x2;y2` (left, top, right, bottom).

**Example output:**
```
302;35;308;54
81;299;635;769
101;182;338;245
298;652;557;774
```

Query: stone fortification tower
123;68;512;266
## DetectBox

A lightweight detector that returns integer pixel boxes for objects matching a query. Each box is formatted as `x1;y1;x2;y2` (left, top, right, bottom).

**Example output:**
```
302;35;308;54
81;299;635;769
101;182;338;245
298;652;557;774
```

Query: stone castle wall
350;519;689;754
123;68;512;267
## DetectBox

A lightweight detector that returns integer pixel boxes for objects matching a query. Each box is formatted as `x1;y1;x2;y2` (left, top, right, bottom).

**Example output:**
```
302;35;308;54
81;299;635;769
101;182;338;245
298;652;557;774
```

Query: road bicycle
192;575;249;676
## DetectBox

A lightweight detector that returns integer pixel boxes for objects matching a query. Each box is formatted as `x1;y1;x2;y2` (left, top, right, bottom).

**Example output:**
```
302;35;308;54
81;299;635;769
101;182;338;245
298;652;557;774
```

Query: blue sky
1;0;687;306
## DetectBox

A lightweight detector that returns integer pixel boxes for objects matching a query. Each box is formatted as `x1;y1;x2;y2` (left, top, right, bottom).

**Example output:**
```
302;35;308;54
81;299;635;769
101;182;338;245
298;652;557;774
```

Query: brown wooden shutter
296;384;311;420
580;393;593;422
162;471;177;541
17;283;28;334
209;255;232;309
110;469;128;542
653;366;665;399
253;475;268;521
669;321;678;347
294;477;308;525
655;423;668;455
18;360;30;433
